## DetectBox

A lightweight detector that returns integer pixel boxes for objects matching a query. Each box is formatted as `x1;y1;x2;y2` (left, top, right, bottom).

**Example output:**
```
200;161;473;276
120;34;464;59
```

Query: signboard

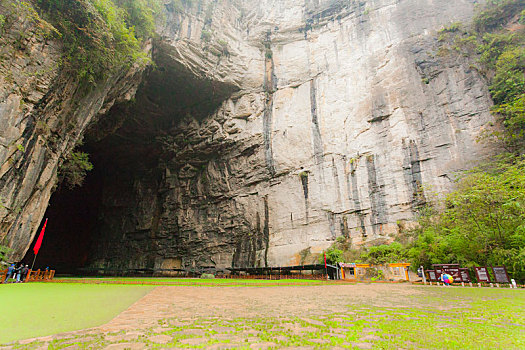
444;268;461;281
428;270;438;282
432;264;460;269
459;268;471;282
433;264;458;278
474;267;491;283
492;266;510;283
340;263;356;268
432;264;459;272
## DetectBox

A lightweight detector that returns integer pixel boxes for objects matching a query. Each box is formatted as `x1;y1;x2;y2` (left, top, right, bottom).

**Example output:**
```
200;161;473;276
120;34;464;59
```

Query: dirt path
101;284;421;332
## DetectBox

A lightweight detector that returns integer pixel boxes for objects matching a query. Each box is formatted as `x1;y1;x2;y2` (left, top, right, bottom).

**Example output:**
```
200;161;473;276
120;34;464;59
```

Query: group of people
3;263;30;283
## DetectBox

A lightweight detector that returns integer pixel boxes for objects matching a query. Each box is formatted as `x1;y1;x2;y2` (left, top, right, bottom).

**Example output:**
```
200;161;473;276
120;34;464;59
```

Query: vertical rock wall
86;0;495;270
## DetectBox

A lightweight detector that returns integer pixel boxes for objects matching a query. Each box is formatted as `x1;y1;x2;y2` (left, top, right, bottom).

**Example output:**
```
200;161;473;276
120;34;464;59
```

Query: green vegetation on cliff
0;244;11;263
34;0;162;90
60;151;94;189
412;0;525;281
439;0;525;151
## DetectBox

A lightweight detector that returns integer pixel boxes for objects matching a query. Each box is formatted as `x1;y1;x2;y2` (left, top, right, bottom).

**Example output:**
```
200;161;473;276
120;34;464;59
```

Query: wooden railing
26;269;55;282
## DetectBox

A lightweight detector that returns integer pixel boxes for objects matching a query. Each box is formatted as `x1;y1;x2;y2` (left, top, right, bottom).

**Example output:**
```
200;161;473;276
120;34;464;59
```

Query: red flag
33;218;47;255
324;252;327;268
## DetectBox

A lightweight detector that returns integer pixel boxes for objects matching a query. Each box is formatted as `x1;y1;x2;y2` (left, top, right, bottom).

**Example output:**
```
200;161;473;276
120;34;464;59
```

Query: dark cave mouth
23;44;238;274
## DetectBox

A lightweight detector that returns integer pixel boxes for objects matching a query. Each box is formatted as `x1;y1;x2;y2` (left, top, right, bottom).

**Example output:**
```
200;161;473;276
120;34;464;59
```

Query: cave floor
3;283;524;349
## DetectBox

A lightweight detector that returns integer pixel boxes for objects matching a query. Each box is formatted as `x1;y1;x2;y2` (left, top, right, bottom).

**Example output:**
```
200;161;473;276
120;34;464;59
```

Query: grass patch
0;283;153;344
53;277;339;287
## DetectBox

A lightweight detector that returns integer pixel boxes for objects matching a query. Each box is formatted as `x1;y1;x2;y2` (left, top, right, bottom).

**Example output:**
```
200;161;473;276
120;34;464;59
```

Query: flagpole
30;252;38;271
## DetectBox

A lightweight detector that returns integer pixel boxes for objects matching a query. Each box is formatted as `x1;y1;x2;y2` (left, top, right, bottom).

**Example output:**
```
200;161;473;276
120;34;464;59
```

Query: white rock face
131;0;493;268
1;0;495;268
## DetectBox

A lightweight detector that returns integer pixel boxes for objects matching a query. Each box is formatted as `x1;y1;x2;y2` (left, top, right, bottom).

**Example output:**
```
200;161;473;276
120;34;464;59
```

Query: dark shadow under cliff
22;41;238;274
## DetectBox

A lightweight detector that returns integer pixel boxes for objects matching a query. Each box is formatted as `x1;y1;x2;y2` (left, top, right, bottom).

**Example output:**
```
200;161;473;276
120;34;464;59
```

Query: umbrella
442;274;453;284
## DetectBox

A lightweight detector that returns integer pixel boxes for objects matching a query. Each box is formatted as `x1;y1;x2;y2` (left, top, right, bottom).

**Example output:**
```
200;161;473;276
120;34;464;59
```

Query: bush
473;0;525;33
200;273;215;279
319;246;342;265
360;242;408;265
201;29;212;42
60;152;94;189
439;22;461;34
369;268;385;281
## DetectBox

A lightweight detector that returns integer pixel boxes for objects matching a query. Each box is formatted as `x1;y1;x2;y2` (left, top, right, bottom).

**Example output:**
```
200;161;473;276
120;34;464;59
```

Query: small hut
339;263;371;281
387;263;411;281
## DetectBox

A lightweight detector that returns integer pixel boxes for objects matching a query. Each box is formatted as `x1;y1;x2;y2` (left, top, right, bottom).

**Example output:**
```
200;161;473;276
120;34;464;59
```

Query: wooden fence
216;274;328;280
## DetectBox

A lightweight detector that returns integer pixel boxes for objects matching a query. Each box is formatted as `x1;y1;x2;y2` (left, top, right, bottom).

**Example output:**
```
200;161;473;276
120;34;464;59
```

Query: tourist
21;265;29;282
14;263;23;282
440;273;453;286
3;264;15;283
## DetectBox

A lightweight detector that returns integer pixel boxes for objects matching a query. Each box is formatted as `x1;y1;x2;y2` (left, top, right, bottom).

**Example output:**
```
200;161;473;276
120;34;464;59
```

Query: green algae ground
0;283;153;344
52;277;337;287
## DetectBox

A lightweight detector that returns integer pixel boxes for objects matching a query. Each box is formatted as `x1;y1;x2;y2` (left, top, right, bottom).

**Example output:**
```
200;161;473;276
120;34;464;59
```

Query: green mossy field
0;283;153;343
52;277;336;286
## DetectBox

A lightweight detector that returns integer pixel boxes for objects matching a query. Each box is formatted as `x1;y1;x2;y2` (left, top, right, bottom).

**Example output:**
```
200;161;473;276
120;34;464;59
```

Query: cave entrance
22;42;237;274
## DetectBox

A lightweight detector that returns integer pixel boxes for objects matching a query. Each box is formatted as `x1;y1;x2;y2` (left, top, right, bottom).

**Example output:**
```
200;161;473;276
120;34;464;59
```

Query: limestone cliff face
1;0;495;269
0;1;147;260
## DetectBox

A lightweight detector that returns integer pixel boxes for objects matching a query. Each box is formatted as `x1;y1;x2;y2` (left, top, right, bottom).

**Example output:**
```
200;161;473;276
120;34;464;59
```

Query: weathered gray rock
1;0;495;269
0;1;147;260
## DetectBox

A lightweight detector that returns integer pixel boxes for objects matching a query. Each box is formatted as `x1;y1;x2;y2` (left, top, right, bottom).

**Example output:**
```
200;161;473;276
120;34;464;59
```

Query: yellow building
388;263;411;281
339;263;370;281
339;262;411;281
